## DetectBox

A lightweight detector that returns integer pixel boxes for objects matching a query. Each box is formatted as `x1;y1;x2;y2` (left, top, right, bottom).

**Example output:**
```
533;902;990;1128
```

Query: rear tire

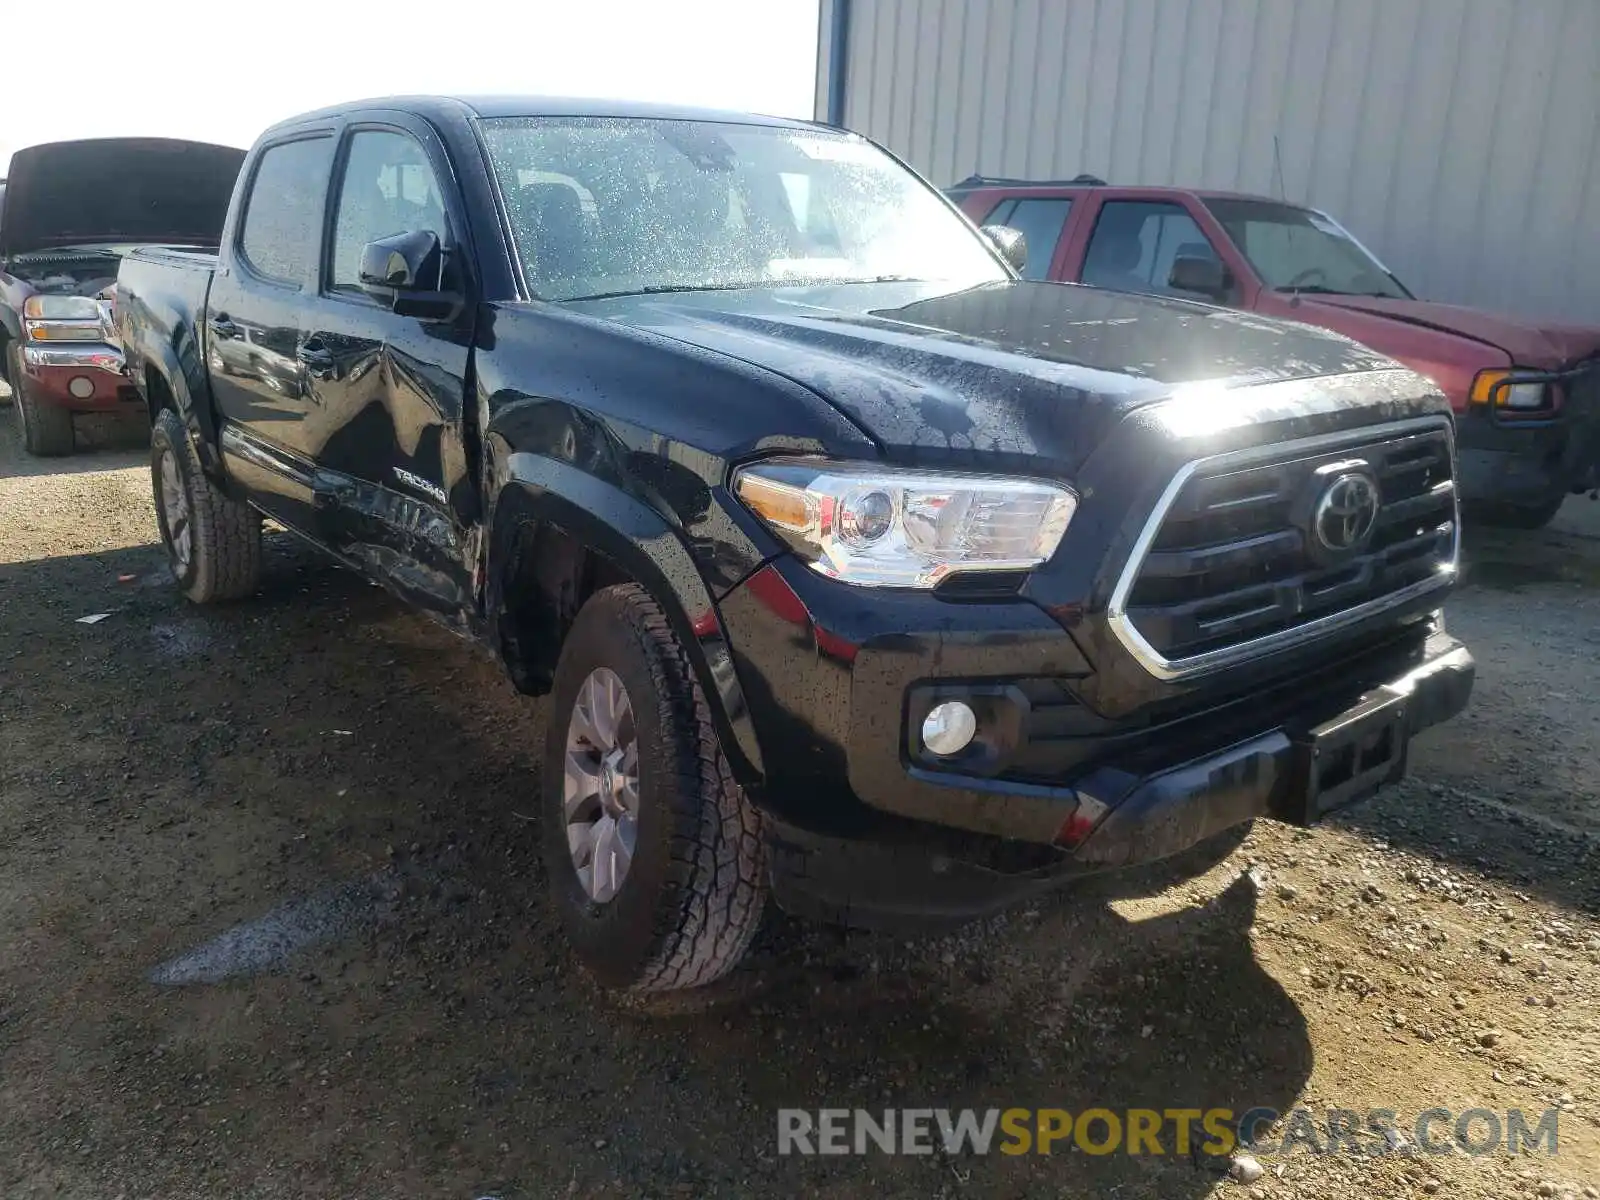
150;408;262;602
541;583;768;993
8;344;75;456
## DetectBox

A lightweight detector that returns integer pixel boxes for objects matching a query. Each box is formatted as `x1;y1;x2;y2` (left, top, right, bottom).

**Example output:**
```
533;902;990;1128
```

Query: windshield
478;116;1007;301
1204;198;1410;299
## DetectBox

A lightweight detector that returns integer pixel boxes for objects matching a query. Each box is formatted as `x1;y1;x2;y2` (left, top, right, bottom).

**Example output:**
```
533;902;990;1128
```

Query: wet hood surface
1304;294;1600;369
0;138;245;256
569;280;1404;467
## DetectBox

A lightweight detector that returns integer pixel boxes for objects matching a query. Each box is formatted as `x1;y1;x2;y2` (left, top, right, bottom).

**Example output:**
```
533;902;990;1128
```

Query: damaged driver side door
299;115;478;621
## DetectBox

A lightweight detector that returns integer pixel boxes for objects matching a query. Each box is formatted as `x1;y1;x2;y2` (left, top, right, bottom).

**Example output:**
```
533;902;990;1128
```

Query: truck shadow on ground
2;538;1309;1197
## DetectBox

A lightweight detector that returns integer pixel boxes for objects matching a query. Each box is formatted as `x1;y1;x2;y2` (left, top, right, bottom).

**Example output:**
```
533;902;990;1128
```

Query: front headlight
23;294;109;342
732;458;1077;588
1470;369;1549;410
23;295;100;320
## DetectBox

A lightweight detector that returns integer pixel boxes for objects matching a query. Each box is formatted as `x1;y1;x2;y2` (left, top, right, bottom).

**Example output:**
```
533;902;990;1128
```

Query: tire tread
153;409;261;602
599;584;767;992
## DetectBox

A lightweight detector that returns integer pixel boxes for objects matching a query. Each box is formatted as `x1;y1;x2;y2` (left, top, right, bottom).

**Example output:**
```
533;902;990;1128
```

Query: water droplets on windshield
478;116;1006;301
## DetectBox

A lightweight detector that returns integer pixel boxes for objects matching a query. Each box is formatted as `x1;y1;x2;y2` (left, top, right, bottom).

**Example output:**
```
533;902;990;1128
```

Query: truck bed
115;245;218;426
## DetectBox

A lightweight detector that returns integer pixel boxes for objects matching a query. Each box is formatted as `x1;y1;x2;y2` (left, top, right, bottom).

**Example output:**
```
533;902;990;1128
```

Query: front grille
1110;418;1457;678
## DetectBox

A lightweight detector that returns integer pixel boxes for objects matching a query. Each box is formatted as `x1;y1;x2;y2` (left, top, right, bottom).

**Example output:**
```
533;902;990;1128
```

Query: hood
0;137;245;257
569;280;1412;469
1303;294;1600;369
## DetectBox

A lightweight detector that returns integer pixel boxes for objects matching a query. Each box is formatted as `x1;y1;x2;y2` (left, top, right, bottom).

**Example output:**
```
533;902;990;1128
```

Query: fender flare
488;452;766;785
125;312;224;475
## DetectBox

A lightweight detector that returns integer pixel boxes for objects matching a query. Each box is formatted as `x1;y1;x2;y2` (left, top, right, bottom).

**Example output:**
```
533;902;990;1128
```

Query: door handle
297;340;336;380
208;314;239;339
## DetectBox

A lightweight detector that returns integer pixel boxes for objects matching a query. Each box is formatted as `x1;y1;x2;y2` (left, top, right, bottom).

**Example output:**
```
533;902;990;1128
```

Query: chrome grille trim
1108;415;1459;681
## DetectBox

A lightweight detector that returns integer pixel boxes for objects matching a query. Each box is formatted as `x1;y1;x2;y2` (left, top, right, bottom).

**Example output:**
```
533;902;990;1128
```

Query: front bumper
1457;366;1600;506
720;557;1472;929
18;343;137;411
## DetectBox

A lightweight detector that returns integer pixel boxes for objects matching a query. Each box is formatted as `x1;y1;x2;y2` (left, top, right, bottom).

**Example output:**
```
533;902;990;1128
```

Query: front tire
150;408;262;603
8;344;75;456
541;583;767;993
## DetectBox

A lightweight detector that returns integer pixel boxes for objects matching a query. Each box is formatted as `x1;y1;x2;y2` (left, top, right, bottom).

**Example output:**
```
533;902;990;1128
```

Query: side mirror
980;224;1027;274
1168;255;1231;300
359;229;459;317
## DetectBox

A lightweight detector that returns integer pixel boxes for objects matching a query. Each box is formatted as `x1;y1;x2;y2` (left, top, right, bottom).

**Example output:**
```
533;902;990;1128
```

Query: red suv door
1065;190;1250;305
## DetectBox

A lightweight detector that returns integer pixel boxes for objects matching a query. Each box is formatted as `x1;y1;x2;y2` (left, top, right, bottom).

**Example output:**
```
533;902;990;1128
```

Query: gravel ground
1;397;1598;1199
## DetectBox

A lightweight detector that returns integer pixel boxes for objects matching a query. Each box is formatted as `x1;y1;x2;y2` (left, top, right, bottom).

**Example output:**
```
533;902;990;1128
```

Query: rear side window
980;197;1073;280
238;137;333;285
1082;200;1217;297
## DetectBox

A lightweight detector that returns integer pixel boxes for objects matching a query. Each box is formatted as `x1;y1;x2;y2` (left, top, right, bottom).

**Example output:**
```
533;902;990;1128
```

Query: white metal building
814;0;1600;322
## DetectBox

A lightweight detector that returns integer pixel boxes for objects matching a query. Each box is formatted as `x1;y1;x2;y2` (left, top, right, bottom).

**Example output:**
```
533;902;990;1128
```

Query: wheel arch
487;453;765;785
126;318;224;474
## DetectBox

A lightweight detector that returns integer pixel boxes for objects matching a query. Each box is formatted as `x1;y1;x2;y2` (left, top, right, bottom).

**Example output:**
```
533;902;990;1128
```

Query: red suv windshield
1205;198;1410;299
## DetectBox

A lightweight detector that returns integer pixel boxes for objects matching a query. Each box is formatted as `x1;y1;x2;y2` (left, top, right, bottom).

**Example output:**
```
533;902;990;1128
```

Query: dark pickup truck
117;96;1474;994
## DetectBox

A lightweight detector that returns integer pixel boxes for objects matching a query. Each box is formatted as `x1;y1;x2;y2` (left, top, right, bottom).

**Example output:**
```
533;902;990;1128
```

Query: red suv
950;176;1600;527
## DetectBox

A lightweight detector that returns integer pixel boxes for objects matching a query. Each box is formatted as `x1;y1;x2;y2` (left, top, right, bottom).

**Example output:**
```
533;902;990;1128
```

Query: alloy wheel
563;666;640;903
158;448;193;574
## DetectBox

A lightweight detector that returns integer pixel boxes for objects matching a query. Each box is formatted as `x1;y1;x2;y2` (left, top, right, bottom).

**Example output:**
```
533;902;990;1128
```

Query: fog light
68;376;95;399
921;701;977;756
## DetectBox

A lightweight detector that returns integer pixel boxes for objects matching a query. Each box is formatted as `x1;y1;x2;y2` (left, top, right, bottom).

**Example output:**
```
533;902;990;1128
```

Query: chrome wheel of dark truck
114;95;1473;992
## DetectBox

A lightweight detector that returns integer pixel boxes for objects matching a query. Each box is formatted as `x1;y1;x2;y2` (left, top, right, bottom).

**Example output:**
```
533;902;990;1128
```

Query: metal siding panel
1082;0;1126;179
1106;0;1155;184
1027;0;1071;179
1553;1;1600;322
887;0;917;159
1054;0;1102;177
974;0;1016;175
1199;0;1259;188
1138;0;1190;185
928;0;967;183
1384;1;1468;302
1003;0;1046;175
1235;0;1295;196
952;0;992;180
1169;0;1225;185
908;0;947;177
1517;0;1591;316
1473;1;1566;314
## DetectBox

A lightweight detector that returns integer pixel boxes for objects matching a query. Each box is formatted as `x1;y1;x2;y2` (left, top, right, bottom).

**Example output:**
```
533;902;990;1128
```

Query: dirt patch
1;413;1597;1199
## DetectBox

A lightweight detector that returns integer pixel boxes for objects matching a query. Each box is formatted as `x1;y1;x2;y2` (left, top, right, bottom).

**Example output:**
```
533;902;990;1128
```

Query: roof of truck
265;95;825;135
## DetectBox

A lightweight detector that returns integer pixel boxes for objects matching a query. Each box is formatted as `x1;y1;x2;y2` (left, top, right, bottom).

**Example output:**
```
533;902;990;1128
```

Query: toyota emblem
1313;471;1380;552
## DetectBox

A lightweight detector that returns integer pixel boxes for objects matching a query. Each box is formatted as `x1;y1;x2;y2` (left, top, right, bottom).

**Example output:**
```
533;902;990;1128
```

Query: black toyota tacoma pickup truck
117;96;1474;994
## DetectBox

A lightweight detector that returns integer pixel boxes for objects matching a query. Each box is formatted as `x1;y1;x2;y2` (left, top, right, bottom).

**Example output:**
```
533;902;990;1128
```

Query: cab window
1082;201;1220;298
328;130;448;292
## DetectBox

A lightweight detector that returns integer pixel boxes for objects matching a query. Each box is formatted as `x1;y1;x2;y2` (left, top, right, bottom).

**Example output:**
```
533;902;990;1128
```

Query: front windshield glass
1204;198;1410;299
478;116;1007;301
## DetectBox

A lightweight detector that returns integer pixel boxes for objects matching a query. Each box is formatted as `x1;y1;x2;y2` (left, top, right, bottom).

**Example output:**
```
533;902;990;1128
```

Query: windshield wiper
1277;285;1399;298
561;283;764;302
